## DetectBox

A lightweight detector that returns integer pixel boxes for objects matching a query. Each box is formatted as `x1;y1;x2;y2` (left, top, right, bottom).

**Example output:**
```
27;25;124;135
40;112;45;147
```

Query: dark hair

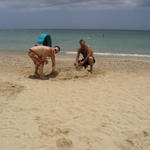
54;45;60;51
79;39;85;43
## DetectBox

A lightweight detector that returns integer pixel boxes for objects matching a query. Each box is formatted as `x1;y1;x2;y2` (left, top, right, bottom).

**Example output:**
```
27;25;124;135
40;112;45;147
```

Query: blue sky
0;0;150;30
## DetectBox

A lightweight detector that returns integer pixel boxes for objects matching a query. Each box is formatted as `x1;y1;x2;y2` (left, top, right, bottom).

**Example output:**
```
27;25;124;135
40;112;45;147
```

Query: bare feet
34;73;39;78
40;74;48;80
87;69;93;73
40;76;49;80
51;69;60;75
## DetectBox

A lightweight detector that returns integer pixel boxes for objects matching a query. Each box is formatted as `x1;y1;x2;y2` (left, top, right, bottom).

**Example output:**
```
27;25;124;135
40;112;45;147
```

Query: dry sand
0;55;150;150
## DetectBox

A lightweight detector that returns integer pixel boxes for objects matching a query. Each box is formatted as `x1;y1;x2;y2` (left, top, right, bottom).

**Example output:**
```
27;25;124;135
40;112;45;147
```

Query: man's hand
87;69;93;73
74;62;83;70
40;75;49;80
41;77;49;80
74;62;79;67
79;61;84;66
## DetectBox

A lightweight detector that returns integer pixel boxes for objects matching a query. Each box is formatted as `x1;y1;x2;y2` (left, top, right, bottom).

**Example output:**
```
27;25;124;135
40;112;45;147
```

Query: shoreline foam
1;49;150;59
65;51;150;58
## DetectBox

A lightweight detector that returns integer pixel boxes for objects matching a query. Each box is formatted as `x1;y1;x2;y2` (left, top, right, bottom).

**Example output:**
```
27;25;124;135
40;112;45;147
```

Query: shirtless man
74;40;95;73
28;45;60;80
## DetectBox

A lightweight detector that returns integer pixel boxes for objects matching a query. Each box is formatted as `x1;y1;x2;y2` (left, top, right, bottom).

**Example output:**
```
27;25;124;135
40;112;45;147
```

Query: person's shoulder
86;44;91;48
87;45;93;50
48;47;55;52
48;47;56;55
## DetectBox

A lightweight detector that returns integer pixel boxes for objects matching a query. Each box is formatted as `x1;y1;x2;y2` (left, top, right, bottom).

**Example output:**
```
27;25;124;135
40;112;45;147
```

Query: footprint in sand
125;130;150;149
39;125;71;138
56;137;73;150
37;118;71;138
0;82;24;99
116;130;150;150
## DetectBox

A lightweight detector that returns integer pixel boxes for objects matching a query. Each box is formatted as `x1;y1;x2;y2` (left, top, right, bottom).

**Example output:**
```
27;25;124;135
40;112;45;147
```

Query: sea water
0;29;150;57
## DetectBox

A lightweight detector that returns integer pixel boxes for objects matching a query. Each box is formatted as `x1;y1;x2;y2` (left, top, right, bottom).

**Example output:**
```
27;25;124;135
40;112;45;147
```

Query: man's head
54;46;60;53
79;39;86;47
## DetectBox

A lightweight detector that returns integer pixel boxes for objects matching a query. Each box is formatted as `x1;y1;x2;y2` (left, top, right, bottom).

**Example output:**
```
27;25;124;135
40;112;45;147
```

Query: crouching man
74;40;95;73
28;45;60;80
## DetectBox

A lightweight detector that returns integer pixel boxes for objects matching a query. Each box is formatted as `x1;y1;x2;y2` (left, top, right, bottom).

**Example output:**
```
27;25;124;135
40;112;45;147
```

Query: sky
0;0;150;30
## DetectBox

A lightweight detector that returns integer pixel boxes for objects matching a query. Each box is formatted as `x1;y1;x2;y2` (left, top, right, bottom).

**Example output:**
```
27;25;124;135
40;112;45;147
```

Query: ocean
0;29;150;57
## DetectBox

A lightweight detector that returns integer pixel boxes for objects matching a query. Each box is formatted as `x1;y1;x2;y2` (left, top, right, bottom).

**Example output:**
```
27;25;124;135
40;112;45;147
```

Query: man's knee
88;57;94;64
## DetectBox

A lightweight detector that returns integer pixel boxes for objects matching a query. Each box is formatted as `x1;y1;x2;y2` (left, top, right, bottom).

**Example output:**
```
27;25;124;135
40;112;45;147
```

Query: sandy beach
0;54;150;150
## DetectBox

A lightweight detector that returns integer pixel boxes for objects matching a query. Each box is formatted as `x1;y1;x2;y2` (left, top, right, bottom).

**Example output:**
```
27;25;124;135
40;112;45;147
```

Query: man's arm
75;49;80;64
51;52;56;72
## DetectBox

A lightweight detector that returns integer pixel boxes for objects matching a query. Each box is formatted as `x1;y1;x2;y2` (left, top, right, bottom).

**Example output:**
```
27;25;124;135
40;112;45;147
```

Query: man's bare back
30;46;55;58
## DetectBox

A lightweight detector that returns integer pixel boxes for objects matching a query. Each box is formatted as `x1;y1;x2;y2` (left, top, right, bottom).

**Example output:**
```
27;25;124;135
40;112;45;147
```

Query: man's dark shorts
79;57;96;69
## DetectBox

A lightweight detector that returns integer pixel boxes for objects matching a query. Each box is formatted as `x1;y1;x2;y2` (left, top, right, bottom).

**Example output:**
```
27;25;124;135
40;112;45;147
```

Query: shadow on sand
28;72;59;80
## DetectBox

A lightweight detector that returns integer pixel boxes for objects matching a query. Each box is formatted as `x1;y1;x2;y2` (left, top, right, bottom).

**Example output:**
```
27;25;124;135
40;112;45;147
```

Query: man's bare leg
34;65;39;75
28;55;39;76
88;57;94;73
39;64;47;80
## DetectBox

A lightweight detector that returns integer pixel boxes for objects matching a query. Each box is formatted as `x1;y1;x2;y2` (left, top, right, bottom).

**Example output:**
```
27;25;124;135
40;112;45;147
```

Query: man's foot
40;74;48;80
40;76;49;80
34;73;39;78
50;69;59;75
87;69;93;73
